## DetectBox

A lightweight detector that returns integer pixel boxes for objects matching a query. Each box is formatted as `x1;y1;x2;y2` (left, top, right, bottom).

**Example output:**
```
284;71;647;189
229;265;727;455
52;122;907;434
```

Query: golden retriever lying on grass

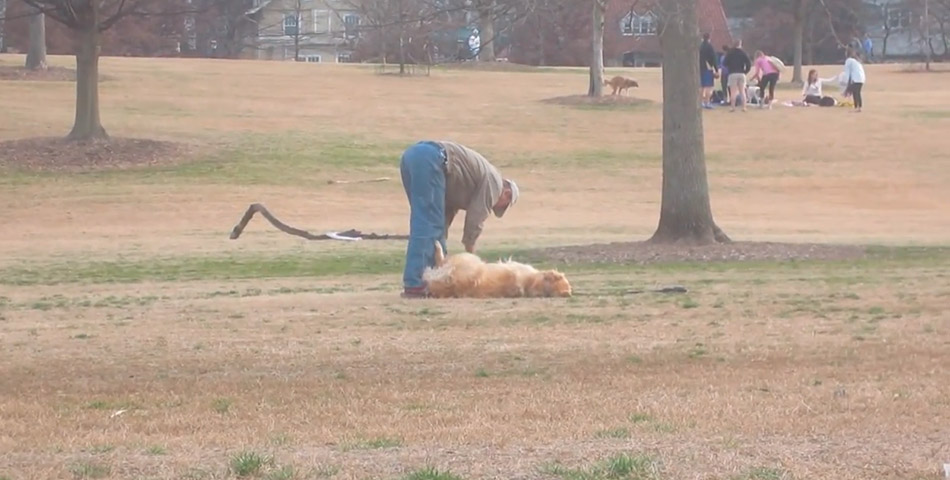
422;240;572;298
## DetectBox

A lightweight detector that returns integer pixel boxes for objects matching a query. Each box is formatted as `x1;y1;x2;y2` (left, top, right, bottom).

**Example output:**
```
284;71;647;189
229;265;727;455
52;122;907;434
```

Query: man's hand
464;242;476;254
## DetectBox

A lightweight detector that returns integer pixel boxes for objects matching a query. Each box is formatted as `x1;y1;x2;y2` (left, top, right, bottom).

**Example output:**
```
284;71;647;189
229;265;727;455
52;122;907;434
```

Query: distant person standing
862;34;873;63
843;47;866;113
719;44;731;104
722;39;752;112
699;33;719;110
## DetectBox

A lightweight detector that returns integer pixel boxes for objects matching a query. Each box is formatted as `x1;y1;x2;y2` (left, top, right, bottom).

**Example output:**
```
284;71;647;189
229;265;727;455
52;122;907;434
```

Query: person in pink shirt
749;50;781;108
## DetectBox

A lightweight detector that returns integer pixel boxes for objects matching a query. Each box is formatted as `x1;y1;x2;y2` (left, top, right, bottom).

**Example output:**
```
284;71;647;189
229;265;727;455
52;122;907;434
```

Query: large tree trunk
791;0;809;84
649;0;729;246
69;27;108;141
477;0;496;61
588;0;606;97
26;8;48;70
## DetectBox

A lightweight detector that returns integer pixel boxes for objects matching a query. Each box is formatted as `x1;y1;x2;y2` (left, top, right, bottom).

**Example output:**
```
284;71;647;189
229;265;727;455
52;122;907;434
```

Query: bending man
399;140;519;299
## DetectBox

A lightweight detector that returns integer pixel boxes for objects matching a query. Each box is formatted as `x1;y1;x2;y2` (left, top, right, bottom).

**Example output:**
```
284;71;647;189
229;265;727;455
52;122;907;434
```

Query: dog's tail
433;239;445;267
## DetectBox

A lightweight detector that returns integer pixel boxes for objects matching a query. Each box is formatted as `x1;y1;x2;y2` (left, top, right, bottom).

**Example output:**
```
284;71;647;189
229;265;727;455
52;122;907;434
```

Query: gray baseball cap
494;179;519;217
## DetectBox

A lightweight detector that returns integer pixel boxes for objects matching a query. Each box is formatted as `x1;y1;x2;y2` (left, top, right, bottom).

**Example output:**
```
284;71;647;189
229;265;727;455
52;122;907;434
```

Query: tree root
229;203;409;241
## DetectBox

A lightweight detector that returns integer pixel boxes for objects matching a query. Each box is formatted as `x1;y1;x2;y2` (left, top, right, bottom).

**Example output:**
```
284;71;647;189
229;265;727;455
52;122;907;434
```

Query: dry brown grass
1;53;949;480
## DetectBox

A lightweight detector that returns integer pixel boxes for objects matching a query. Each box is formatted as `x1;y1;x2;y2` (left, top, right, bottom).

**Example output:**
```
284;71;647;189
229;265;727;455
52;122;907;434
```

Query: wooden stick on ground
326;177;391;185
229;203;409;241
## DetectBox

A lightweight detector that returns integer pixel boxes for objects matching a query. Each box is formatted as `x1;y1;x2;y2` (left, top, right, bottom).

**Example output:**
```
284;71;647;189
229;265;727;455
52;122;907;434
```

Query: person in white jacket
843;47;866;112
799;69;839;106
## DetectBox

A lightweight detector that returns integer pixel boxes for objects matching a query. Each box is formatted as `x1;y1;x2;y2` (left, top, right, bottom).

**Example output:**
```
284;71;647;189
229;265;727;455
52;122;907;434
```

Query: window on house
634;12;657;35
337;53;353;63
283;14;300;36
343;14;360;38
885;7;911;29
305;55;322;63
621;11;657;36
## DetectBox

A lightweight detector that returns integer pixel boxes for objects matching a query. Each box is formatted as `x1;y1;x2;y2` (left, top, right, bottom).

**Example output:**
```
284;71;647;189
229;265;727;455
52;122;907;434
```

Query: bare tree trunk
924;0;932;70
792;0;809;83
399;29;406;74
477;0;496;61
649;0;729;246
804;9;816;65
294;0;302;61
882;25;890;59
0;0;7;53
69;26;108;141
26;8;48;70
588;0;606;97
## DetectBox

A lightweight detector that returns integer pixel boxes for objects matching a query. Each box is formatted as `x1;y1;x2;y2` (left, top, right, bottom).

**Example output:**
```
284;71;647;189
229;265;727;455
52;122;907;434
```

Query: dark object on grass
229;203;409;241
626;285;689;295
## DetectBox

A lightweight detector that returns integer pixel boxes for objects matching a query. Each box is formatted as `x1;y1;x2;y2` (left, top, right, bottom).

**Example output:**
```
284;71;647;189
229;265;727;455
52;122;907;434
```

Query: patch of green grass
0;251;405;286
266;465;296;480
629;412;653;423
401;466;464;480
229;451;272;477
651;422;678;434
474;368;491;378
688;343;708;359
341;436;402;451
594;427;631;439
310;464;340;478
70;461;111;479
145;445;167;455
6;134;405;187
543;453;662;480
87;444;114;454
681;298;700;309
539;245;950;276
729;466;789;480
269;433;292;447
211;397;233;414
28;294;70;310
2;245;538;286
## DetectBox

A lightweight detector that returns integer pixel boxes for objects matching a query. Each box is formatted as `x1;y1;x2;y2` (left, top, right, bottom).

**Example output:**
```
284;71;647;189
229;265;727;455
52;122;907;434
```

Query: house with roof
245;0;363;62
604;0;734;67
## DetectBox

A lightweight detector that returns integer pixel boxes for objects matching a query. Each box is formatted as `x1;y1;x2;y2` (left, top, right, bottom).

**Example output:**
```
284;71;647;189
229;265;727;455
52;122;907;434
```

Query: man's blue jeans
400;141;448;289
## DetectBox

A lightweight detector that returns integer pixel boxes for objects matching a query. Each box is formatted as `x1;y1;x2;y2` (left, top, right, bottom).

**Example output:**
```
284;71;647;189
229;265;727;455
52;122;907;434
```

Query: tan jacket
434;141;504;249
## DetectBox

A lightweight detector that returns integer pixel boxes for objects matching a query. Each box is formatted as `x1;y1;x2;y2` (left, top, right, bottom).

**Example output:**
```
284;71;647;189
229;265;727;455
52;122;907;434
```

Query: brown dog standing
604;76;639;95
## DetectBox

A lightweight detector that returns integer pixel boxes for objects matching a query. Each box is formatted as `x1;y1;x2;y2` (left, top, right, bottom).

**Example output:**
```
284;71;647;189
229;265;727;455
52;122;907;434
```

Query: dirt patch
536;241;869;265
0;65;77;82
541;94;654;109
0;136;195;172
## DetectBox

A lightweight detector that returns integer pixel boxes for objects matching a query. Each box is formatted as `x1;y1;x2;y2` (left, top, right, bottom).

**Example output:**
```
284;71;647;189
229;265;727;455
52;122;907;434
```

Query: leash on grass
229;203;409;242
571;286;689;297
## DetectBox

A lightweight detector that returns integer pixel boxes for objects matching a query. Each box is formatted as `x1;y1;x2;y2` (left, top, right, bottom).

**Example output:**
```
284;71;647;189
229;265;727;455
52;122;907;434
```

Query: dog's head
626;79;639;88
530;270;572;297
